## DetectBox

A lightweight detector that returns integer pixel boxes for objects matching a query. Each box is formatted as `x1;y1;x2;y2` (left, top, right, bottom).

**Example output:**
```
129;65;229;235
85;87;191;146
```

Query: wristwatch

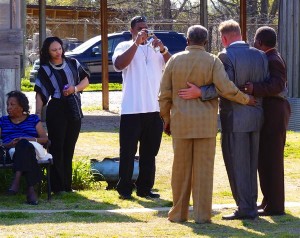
160;46;168;55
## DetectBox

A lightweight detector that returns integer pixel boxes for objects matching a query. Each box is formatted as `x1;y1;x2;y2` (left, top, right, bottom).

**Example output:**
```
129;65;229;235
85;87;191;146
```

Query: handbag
66;93;83;121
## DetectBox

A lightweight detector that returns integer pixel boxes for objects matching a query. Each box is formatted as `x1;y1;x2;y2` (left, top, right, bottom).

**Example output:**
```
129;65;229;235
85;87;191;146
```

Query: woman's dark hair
6;90;30;114
40;36;65;65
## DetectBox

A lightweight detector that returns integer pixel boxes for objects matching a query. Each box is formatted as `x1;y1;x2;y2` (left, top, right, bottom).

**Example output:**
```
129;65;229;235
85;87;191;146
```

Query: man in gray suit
179;19;269;220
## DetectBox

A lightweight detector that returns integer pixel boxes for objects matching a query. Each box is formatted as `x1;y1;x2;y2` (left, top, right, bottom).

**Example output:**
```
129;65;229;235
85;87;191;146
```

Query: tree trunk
269;0;279;22
260;0;269;23
161;0;172;30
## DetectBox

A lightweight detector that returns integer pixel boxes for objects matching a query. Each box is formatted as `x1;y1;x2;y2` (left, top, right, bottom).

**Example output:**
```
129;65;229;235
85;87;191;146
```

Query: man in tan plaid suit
159;25;255;224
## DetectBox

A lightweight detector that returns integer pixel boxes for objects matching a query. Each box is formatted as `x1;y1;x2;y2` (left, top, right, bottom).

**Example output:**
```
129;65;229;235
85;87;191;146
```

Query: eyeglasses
131;16;147;28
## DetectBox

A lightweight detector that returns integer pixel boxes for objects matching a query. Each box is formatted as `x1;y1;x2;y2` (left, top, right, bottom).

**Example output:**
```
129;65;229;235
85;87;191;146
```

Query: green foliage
82;105;103;111
21;79;34;92
21;66;34;91
86;83;122;91
72;159;100;190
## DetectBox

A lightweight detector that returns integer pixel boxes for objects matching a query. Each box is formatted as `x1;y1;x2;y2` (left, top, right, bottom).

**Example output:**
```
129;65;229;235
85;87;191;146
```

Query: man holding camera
112;16;171;199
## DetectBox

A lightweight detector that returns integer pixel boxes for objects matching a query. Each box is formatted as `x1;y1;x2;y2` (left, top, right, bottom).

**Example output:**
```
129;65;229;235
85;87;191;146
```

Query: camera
147;30;154;38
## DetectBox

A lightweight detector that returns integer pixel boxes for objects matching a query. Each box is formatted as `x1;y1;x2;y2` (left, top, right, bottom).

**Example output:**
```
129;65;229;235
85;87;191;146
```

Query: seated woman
0;90;48;205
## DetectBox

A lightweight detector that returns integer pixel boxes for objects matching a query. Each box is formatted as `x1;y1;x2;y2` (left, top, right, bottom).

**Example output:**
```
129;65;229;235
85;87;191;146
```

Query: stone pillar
0;0;23;116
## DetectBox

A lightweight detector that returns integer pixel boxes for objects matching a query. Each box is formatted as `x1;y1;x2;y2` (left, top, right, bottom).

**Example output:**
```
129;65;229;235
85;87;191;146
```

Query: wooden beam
240;0;247;41
200;0;208;29
0;55;20;69
0;29;23;54
39;0;46;51
101;0;109;110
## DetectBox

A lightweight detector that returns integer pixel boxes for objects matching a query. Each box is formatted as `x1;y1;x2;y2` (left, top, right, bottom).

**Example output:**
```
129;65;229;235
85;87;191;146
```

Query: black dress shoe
118;193;132;200
27;200;39;205
222;211;257;220
136;191;160;198
258;210;285;216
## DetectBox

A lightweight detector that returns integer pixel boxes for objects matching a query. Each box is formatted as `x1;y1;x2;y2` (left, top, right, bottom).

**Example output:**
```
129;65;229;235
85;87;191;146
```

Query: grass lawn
0;112;299;237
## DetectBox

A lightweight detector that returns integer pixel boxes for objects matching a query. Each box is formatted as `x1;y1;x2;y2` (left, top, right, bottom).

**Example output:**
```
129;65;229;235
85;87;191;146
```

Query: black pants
13;139;41;187
46;98;81;192
117;112;163;195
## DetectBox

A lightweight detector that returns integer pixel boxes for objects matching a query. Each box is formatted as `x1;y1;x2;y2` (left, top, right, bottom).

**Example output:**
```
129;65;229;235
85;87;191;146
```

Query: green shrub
21;78;34;92
72;159;101;190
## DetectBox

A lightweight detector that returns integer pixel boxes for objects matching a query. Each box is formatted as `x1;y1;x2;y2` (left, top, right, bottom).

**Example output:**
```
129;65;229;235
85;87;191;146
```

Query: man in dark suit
240;26;291;216
178;20;269;220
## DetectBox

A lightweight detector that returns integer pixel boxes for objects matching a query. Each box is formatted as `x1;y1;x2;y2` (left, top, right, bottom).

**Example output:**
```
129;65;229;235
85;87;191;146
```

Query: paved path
1;202;300;213
24;91;122;114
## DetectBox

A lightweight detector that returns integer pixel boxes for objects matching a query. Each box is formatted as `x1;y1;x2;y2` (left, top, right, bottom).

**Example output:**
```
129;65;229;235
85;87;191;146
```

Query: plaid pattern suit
159;45;249;223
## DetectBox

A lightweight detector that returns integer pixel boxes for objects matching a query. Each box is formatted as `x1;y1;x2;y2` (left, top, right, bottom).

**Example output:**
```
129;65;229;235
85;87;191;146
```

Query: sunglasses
131;16;147;28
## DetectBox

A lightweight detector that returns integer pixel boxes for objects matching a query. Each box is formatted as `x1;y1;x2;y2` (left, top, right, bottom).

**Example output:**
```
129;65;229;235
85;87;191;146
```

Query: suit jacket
252;48;287;98
219;43;269;133
159;45;249;139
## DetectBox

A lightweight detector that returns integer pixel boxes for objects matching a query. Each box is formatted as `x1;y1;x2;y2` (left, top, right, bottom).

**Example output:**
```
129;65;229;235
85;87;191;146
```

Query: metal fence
25;16;279;64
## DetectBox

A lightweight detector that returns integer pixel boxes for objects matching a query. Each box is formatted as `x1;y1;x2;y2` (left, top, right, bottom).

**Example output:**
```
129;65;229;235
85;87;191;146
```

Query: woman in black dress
34;37;89;194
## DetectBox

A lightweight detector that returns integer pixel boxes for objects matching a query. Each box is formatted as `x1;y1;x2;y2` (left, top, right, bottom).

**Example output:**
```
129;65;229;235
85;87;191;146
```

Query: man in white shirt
112;16;171;199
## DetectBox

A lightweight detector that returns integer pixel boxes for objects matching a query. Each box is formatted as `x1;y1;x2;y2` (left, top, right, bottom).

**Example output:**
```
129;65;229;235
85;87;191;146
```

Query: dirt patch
81;111;120;132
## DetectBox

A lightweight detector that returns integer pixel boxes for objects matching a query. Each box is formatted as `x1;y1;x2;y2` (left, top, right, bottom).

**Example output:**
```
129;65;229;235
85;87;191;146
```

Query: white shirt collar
229;40;246;46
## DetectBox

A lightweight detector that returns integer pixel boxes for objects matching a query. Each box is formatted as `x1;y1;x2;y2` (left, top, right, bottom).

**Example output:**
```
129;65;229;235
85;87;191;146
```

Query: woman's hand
5;138;20;148
12;138;20;146
63;86;75;97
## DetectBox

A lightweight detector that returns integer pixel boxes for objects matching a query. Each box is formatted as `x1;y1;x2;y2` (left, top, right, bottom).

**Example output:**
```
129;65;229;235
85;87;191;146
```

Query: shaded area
81;113;120;133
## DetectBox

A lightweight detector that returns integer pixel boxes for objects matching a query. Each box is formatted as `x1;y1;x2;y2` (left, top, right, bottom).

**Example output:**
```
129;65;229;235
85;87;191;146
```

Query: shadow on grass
154;209;300;237
240;213;300;236
0;210;144;226
0;190;144;225
80;114;120;133
155;211;300;237
155;210;256;237
98;183;173;209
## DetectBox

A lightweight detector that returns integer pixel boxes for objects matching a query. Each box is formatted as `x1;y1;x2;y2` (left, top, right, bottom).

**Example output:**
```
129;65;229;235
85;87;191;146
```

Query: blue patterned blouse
0;114;40;144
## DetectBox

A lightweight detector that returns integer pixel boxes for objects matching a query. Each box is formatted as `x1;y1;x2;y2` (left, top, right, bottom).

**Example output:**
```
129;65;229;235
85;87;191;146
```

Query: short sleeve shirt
112;40;165;114
0;114;40;144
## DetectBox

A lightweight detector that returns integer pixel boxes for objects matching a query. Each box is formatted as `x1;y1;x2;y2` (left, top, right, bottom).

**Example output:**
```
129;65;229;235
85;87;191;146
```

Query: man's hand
178;82;202;99
150;35;164;51
247;95;257;106
240;82;253;95
163;123;171;136
135;29;149;45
